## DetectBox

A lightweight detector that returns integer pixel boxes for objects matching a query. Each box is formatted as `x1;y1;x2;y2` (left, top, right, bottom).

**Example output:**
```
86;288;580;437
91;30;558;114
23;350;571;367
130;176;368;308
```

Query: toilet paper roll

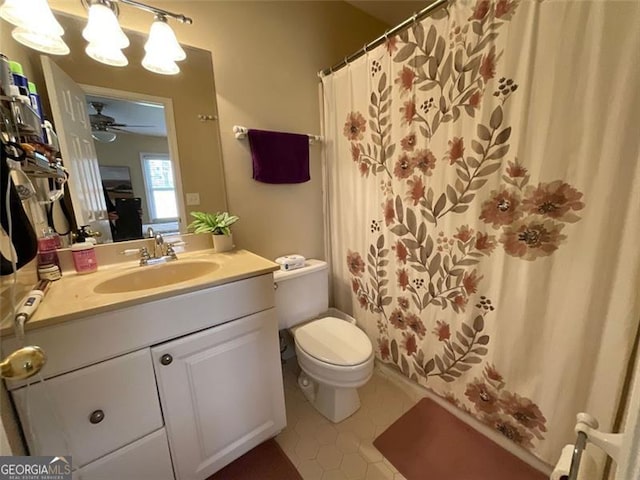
551;445;598;480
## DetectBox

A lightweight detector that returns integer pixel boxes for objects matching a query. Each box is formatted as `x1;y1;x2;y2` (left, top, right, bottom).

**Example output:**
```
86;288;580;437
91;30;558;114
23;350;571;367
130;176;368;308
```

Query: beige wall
47;1;388;261
95;134;170;225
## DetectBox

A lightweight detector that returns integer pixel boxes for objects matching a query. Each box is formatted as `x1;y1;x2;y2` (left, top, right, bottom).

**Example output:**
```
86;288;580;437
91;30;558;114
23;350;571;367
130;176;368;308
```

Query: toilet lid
295;317;373;366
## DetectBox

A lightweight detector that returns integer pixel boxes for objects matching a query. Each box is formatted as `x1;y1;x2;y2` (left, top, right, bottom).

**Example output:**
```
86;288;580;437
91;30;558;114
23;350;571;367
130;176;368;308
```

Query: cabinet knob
89;409;105;424
160;354;173;366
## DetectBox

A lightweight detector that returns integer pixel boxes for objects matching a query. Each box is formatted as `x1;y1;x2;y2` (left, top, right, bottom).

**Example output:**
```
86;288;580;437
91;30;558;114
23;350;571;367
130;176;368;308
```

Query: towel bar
232;125;322;144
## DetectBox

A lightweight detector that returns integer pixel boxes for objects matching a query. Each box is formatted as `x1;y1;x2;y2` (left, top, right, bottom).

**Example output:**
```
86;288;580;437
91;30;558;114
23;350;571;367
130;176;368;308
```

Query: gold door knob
0;346;46;380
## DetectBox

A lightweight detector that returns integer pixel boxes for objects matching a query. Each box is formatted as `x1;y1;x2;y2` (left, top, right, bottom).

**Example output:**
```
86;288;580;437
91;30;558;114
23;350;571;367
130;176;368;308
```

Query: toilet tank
273;259;328;330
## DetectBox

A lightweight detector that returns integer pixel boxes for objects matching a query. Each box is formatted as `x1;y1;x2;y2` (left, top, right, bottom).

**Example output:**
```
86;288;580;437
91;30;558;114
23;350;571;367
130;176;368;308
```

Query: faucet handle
165;244;178;260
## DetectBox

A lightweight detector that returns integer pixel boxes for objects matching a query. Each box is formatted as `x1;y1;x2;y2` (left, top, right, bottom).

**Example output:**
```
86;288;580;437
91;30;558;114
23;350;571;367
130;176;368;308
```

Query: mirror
87;93;178;241
2;11;227;243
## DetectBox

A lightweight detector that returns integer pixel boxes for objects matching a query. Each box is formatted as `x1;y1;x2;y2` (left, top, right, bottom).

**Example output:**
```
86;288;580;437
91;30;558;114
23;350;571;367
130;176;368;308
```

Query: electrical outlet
186;193;200;206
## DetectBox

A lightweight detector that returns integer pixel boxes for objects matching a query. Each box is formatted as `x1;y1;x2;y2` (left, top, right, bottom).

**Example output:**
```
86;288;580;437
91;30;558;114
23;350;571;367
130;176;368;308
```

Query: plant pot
212;233;234;253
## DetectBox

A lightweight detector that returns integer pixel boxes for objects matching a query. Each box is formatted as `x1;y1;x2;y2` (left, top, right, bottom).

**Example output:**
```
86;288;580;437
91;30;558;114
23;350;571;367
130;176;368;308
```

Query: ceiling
345;1;434;26
85;95;167;138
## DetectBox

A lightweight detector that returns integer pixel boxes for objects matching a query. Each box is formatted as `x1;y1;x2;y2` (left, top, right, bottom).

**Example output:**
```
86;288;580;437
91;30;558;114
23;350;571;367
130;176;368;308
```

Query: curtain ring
344;56;349;66
383;30;390;41
412;12;419;24
362;43;368;53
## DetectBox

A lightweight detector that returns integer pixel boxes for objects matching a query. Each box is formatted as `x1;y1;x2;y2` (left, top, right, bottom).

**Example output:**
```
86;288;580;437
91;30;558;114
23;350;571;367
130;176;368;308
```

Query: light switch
186;193;200;206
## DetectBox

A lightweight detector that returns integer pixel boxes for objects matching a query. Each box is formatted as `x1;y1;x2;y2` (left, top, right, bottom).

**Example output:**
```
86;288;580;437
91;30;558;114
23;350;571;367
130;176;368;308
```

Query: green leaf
487;145;510;160
391;339;399;363
477;162;502;177
406;208;417;236
490;106;503;129
401;355;410;375
495;127;512;145
428;252;441;276
446;185;458;204
477;124;491;141
471;140;484;155
473;315;485;331
424;358;435;374
435;355;444;373
461;323;474;337
425;25;437;54
391;224;409;236
394;43;417;63
433;193;447;216
395;195;404;223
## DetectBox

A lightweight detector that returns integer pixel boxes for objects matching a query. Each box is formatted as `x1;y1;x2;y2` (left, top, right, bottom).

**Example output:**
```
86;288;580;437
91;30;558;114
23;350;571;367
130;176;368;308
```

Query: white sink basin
94;260;220;294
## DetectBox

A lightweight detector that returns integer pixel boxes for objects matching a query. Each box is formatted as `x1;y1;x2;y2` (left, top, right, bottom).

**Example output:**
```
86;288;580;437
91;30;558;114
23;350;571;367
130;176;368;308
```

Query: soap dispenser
71;226;98;274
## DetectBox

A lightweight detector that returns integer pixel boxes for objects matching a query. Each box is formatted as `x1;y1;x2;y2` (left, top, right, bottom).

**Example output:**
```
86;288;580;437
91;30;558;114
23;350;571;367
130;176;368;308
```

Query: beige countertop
0;249;279;337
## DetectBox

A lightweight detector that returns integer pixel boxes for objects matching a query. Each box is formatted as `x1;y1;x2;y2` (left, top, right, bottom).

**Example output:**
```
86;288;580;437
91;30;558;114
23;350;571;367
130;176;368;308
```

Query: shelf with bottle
0;94;42;138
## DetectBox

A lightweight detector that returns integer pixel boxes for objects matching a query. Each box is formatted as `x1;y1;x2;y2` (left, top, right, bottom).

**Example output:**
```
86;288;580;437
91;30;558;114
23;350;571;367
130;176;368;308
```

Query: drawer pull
160;354;173;366
89;409;105;424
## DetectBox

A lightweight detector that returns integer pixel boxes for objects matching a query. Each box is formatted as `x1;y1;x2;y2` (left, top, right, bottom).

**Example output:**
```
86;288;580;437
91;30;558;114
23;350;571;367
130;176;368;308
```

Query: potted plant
188;211;239;253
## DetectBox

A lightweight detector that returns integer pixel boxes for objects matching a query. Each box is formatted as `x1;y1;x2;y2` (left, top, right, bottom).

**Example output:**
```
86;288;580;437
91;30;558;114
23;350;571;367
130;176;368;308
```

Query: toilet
274;259;374;423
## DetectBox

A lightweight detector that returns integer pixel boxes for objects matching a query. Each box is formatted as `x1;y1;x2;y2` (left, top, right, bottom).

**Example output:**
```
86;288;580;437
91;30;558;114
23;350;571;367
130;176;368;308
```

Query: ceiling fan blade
110;123;154;128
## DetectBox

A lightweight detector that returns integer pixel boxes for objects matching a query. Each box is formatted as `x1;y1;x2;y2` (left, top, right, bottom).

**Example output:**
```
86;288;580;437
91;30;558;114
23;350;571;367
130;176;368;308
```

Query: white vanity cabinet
153;309;285;480
6;272;286;480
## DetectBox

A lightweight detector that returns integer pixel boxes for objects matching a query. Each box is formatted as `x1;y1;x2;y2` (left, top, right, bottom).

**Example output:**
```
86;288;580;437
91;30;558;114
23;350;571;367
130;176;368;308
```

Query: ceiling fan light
142;52;180;76
86;43;128;67
91;130;117;143
12;28;70;56
82;3;129;49
1;0;64;36
144;18;186;62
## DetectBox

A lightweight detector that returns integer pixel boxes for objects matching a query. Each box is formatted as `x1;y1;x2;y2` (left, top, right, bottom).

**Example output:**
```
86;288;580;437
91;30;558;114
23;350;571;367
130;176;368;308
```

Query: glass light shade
1;0;64;36
82;3;129;49
91;130;117;143
12;28;70;56
85;43;128;67
144;20;186;62
142;52;180;76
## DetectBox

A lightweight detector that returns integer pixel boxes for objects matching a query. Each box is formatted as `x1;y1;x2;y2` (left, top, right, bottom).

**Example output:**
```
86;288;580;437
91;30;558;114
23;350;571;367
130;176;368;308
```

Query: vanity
0;247;286;480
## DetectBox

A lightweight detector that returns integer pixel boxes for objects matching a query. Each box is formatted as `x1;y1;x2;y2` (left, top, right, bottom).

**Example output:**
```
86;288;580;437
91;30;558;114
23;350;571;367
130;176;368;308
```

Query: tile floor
276;359;422;480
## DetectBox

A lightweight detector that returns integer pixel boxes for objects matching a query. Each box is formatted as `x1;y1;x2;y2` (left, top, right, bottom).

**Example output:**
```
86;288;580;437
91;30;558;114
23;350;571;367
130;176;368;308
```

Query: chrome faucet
138;227;180;265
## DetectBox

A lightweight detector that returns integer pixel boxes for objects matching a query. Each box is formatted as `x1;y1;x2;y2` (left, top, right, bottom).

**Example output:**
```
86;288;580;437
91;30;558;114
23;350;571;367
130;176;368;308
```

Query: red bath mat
206;439;302;480
373;398;546;480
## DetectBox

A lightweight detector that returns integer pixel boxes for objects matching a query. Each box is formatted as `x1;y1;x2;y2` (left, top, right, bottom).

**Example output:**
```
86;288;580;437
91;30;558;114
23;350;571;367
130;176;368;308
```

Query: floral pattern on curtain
322;0;640;466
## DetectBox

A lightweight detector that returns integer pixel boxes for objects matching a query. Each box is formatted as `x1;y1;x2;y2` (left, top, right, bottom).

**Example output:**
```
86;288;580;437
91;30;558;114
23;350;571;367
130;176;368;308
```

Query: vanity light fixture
83;0;130;67
1;0;192;73
79;0;192;72
0;0;70;55
142;14;185;75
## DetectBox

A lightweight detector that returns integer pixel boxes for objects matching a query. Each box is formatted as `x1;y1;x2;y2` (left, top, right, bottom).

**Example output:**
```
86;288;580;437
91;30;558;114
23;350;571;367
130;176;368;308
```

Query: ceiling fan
89;102;152;143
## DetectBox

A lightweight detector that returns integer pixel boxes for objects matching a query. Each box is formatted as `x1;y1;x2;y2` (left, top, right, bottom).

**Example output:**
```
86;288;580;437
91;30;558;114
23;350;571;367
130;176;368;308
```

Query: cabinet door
152;309;285;480
78;429;174;480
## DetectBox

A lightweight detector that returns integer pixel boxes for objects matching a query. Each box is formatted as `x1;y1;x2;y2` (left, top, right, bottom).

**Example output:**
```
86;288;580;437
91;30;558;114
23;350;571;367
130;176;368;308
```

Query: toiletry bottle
37;228;62;280
8;61;29;97
0;53;13;96
71;226;98;274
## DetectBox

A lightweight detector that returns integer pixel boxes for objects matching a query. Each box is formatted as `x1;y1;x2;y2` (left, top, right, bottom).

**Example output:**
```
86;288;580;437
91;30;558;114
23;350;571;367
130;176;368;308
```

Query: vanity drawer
12;349;163;467
77;428;174;480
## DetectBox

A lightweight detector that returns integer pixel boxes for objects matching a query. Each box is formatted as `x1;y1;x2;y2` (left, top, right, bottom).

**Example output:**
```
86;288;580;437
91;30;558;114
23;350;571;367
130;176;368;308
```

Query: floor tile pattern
276;360;421;480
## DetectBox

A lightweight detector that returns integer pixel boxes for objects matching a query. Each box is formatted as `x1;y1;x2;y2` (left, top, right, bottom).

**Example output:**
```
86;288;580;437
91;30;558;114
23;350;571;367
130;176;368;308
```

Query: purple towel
247;129;310;184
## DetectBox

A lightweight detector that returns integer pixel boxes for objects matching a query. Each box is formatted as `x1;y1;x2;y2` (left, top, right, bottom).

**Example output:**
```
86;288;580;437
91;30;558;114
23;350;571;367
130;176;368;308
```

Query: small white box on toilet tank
273;259;329;330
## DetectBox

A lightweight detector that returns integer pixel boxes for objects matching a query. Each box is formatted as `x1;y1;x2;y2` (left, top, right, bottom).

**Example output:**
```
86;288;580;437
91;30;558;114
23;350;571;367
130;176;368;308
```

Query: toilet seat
294;317;373;367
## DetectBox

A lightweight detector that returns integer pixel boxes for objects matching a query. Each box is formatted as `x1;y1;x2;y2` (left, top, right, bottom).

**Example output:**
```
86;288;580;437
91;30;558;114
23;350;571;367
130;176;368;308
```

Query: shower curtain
322;0;640;466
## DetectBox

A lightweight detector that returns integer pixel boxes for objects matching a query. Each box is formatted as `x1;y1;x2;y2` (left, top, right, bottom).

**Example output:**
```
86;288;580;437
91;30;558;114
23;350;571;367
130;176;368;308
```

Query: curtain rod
319;0;450;77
